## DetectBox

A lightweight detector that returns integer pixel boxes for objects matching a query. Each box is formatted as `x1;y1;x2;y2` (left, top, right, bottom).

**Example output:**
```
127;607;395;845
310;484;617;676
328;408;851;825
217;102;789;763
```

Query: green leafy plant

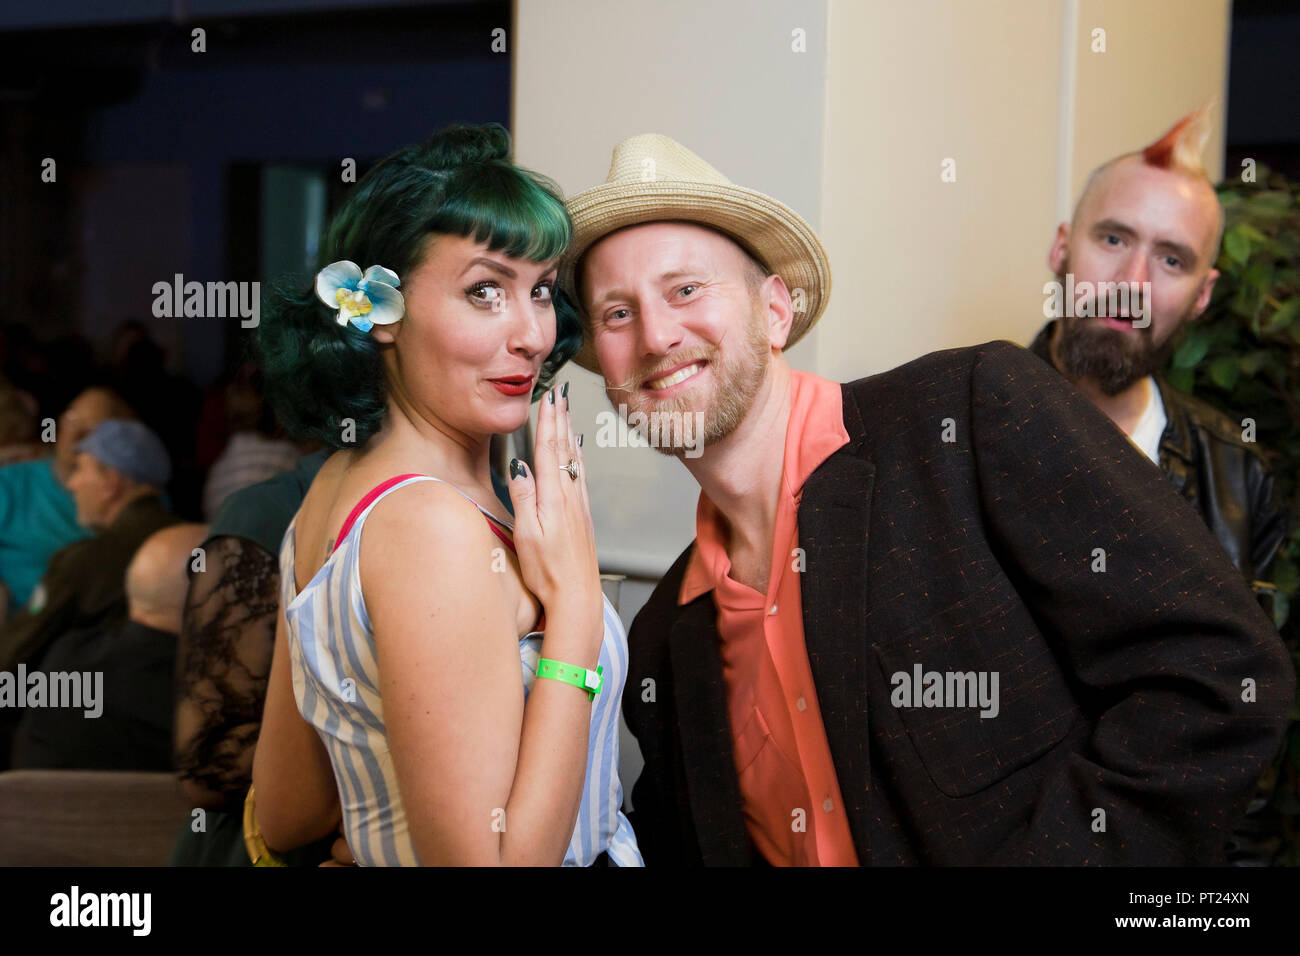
1165;164;1300;864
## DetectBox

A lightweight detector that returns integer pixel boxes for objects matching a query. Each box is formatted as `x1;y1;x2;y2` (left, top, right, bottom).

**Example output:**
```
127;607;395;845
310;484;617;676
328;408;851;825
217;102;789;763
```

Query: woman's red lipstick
489;375;534;397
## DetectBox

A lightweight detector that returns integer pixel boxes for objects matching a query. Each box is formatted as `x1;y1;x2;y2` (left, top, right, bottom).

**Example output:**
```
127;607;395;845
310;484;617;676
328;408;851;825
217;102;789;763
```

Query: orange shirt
679;370;859;866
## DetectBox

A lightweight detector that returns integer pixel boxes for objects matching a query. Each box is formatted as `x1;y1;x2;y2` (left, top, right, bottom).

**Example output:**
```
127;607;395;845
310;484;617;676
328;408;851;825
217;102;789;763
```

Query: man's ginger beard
1053;259;1187;396
605;307;774;457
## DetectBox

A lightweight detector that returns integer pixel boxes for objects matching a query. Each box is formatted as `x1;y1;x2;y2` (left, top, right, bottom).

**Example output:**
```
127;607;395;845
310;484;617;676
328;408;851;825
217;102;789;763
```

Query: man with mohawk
1029;108;1285;597
1027;109;1290;864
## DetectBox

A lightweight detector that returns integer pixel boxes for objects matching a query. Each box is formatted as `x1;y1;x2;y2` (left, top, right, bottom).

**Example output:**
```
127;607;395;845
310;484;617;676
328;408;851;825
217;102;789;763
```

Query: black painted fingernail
509;458;525;479
577;434;583;447
561;381;569;399
548;389;555;405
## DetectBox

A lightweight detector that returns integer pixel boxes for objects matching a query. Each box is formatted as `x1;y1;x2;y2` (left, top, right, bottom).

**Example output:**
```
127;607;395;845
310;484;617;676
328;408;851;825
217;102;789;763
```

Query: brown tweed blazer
622;340;1294;865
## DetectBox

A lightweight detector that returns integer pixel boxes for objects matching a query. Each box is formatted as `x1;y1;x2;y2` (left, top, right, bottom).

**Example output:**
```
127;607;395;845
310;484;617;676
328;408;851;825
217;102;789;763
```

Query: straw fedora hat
560;133;831;374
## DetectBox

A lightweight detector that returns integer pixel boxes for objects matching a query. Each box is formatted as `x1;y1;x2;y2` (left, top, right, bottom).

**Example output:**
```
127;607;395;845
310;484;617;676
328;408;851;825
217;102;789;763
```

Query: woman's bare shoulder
360;477;498;567
358;479;510;636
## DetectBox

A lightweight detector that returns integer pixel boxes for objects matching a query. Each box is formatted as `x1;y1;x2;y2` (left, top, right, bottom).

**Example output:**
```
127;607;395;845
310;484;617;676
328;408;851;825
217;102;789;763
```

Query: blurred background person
0;378;44;467
0;387;135;621
200;360;304;521
11;523;210;771
0;418;178;767
1028;109;1286;597
106;320;204;520
171;447;331;866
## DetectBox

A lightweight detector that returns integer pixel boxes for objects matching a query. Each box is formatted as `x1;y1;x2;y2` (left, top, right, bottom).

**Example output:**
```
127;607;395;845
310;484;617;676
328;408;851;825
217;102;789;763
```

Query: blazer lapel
667;596;752;865
797;393;876;861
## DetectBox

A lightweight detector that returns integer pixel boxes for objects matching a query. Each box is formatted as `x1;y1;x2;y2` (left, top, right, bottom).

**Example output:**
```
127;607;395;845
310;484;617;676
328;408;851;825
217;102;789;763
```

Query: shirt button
768;604;778;615
796;697;807;711
823;798;834;813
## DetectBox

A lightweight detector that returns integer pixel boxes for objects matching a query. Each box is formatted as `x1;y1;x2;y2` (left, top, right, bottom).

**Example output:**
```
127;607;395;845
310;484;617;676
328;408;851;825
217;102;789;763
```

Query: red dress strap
332;474;424;554
479;516;545;631
484;516;517;554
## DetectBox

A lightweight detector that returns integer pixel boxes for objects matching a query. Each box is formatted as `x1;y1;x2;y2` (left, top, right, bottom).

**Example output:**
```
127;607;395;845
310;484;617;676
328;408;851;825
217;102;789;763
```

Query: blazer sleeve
968;341;1294;864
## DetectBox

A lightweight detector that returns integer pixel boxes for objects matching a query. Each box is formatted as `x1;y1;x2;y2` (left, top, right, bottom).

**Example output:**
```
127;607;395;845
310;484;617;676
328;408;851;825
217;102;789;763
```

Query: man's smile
644;360;709;393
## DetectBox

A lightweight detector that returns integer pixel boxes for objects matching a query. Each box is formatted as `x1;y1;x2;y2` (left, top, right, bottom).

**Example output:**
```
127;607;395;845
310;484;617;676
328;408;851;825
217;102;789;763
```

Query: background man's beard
1057;321;1158;395
1053;272;1182;396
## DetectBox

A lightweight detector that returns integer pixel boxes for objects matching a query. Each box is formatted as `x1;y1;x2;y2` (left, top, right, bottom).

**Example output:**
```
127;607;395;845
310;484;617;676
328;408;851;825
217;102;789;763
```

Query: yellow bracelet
243;784;289;867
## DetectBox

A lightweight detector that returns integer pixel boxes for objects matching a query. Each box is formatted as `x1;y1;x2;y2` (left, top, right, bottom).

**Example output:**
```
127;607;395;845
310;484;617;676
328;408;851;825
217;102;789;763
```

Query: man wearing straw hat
561;134;1293;865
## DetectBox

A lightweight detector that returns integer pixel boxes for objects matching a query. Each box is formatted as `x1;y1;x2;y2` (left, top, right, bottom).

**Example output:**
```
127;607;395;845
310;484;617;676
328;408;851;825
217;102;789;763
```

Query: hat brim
560;179;831;374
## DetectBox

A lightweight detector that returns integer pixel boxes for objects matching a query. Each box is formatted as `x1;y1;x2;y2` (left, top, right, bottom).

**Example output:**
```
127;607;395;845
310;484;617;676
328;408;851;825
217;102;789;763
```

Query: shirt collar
679;370;849;605
1127;375;1166;465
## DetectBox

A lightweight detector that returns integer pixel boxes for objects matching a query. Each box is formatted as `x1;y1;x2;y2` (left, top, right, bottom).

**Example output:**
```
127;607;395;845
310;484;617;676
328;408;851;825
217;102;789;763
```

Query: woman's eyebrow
460;256;517;279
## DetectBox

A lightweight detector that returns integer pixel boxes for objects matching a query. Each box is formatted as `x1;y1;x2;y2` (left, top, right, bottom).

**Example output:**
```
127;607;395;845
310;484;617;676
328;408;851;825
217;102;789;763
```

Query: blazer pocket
871;605;1080;798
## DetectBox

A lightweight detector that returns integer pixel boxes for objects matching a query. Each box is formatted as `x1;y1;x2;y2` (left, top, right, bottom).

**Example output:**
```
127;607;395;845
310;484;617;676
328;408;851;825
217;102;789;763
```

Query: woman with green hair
250;123;641;866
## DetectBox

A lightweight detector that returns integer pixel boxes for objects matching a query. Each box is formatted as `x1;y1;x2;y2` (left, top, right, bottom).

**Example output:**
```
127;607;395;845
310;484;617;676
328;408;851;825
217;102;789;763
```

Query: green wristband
537;658;603;701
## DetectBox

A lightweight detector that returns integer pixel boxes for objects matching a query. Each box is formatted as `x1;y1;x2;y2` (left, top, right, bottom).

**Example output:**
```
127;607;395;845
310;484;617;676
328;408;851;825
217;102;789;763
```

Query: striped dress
279;474;642;867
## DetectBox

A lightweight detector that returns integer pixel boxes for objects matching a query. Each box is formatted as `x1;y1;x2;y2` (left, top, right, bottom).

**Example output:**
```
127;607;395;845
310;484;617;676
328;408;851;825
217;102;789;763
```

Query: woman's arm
364;482;601;866
250;598;341;852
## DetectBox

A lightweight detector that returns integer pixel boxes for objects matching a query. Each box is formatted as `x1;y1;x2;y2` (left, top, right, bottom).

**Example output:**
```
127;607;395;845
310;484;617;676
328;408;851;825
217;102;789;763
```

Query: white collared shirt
1129;376;1168;465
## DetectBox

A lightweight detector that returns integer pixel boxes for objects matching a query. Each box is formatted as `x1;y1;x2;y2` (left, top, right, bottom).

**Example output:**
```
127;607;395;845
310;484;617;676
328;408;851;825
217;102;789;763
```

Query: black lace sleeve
174;534;279;811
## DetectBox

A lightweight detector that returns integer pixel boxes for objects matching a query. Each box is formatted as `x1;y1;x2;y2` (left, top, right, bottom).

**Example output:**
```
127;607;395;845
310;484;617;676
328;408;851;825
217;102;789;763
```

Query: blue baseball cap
75;419;171;487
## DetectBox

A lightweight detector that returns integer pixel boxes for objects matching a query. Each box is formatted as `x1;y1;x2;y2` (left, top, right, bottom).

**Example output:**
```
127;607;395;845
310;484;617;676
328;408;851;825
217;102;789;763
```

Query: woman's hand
505;383;603;647
319;825;357;867
364;380;605;864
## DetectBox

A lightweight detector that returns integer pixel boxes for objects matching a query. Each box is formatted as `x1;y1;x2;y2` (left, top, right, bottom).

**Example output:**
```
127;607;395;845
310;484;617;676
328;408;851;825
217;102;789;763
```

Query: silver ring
560;458;579;481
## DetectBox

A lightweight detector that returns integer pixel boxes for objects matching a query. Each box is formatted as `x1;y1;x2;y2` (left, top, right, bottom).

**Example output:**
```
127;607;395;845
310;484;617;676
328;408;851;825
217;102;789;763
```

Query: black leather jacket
1029;321;1291;866
1029;322;1287;598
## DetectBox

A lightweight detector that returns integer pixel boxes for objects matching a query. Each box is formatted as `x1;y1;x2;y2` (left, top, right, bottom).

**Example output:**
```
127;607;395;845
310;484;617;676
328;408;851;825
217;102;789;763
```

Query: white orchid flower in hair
315;261;404;333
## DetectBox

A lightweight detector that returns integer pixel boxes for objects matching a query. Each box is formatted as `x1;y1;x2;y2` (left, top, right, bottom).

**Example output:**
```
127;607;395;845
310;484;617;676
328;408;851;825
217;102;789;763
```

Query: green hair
256;123;579;450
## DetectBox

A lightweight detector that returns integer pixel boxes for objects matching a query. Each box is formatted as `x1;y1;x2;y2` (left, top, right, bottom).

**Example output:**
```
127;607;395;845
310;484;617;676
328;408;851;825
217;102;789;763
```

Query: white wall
817;0;1229;384
819;0;1066;381
1072;0;1230;193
